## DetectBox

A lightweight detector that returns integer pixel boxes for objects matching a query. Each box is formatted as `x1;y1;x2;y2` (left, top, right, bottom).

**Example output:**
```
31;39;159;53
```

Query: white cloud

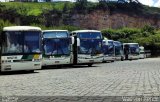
87;0;98;2
138;0;154;6
0;0;6;2
154;0;160;7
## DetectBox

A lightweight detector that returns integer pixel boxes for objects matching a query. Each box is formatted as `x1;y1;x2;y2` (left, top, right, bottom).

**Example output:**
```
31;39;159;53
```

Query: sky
138;0;160;7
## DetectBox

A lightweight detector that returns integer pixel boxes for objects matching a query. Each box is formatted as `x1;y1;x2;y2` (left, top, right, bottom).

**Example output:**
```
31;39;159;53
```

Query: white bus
0;26;42;72
42;30;74;66
102;39;115;62
113;41;124;61
123;43;140;60
70;30;103;67
139;46;145;59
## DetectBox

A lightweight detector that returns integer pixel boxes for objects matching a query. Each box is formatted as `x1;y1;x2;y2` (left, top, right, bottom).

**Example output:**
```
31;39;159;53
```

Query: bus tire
121;57;124;61
88;64;93;67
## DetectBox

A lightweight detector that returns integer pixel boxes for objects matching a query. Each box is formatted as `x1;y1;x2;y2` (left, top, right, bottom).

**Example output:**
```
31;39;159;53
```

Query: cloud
154;0;160;7
138;0;154;6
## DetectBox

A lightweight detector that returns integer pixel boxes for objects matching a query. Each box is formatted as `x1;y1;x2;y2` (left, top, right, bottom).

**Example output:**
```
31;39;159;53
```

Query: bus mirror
77;38;80;46
71;36;74;44
102;40;106;45
102;40;108;45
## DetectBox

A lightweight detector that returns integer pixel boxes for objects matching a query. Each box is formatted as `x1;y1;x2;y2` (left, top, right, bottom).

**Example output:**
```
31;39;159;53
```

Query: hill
1;2;160;29
0;2;160;56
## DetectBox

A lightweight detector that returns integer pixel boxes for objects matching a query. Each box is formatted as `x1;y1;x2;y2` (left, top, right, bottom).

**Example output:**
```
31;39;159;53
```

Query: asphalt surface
0;58;160;102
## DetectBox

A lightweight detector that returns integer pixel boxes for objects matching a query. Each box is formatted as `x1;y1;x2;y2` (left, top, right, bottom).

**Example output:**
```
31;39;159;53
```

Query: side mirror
103;40;108;45
77;38;80;46
102;40;106;46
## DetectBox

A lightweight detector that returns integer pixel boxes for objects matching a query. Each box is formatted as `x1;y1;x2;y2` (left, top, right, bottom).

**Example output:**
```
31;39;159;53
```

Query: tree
75;0;88;11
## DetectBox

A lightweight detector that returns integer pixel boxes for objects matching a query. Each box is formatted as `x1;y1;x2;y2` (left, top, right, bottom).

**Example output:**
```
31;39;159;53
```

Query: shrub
0;19;16;32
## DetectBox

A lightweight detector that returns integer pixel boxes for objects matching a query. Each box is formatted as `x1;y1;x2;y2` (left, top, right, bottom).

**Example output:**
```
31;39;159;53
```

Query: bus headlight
2;60;11;63
33;59;41;62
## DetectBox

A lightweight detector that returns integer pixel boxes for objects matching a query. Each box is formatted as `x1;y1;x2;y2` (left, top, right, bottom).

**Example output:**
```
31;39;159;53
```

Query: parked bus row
0;26;145;72
102;38;144;62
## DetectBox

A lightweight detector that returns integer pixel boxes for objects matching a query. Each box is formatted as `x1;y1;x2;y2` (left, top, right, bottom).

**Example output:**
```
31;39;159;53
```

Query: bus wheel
111;60;114;62
88;64;93;67
121;57;124;61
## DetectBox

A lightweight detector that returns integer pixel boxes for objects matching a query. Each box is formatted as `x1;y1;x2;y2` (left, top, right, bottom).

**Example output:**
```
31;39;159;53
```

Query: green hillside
1;2;160;56
2;2;74;16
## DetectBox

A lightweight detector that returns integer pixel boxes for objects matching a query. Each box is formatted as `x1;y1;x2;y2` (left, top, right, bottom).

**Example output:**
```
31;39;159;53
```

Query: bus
113;41;124;61
102;39;115;62
123;43;140;60
139;46;145;59
0;26;42;72
70;30;103;66
42;30;74;66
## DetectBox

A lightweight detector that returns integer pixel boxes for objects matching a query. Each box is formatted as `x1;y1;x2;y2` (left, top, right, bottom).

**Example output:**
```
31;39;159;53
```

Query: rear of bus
42;30;73;66
71;30;103;66
0;26;42;72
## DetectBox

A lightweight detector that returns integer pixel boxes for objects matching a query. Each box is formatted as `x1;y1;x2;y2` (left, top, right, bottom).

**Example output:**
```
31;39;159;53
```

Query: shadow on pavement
0;71;39;76
41;64;99;70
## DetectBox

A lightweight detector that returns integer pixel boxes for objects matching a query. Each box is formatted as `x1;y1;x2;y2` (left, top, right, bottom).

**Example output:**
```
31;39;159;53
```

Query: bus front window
108;42;114;56
129;44;139;55
2;31;23;54
78;32;102;39
24;32;41;53
79;39;102;55
2;31;41;54
114;42;122;56
43;39;70;55
43;31;68;38
115;46;121;55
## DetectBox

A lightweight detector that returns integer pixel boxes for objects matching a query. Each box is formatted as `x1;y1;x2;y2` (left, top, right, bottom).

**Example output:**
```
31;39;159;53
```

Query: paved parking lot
0;58;160;101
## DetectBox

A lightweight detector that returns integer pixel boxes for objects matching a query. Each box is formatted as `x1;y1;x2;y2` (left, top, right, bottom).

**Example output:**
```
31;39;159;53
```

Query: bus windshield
2;31;41;54
129;44;139;54
103;41;114;55
43;38;70;55
43;31;68;38
78;39;102;55
114;42;123;56
108;41;114;55
78;32;102;39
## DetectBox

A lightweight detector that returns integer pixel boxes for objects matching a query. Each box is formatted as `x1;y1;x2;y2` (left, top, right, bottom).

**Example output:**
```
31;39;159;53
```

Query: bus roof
3;26;41;31
42;30;68;32
103;39;113;43
108;40;114;41
123;43;139;45
71;30;101;33
114;41;121;43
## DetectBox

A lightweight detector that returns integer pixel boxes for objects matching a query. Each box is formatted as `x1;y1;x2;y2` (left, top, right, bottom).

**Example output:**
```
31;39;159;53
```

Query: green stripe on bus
22;55;33;60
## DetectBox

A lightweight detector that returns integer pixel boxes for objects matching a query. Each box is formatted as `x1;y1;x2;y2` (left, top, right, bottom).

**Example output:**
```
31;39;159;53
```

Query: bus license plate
55;61;59;63
89;60;94;62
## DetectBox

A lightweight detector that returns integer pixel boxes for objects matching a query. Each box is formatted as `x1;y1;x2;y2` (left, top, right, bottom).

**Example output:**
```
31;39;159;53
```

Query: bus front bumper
1;61;42;72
